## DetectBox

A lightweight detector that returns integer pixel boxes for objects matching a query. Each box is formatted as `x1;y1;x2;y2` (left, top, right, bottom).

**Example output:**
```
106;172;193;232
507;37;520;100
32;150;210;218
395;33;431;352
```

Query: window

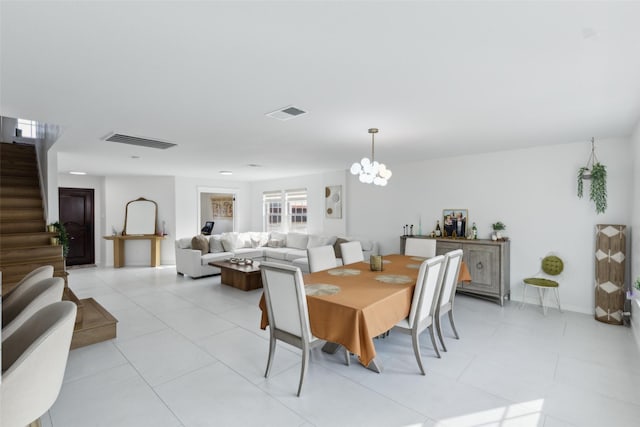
17;119;37;138
263;188;307;233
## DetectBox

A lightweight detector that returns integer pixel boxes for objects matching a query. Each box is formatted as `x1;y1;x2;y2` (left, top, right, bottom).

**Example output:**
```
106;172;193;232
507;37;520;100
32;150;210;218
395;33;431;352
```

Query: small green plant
51;221;70;258
491;221;506;231
634;277;640;291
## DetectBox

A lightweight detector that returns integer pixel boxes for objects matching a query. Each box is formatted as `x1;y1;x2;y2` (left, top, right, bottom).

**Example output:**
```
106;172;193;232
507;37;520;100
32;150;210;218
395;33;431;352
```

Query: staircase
1;141;116;348
0;142;65;293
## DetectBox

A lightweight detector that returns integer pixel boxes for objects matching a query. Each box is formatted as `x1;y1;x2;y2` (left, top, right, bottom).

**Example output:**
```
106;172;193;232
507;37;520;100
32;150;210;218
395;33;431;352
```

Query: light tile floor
41;266;640;427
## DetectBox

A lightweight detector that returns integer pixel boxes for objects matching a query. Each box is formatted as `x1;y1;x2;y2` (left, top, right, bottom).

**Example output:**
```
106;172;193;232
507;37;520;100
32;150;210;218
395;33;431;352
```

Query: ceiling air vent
104;133;177;149
265;105;308;121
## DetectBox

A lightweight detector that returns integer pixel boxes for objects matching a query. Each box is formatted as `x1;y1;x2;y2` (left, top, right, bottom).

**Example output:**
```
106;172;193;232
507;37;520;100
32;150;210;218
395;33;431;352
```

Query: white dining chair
404;238;437;258
435;249;463;351
340;241;364;265
2;277;65;340
1;301;77;427
392;255;446;374
307;245;337;273
4;265;54;301
260;262;323;396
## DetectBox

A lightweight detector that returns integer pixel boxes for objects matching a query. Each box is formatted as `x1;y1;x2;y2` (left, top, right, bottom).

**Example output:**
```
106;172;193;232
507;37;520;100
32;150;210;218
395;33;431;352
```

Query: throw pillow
333;237;350;259
191;235;209;254
307;234;333;249
267;239;285;248
221;234;238;252
286;232;309;250
209;235;225;253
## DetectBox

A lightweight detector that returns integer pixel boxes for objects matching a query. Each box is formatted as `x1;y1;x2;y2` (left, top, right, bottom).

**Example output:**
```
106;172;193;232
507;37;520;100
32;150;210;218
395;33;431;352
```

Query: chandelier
349;128;392;186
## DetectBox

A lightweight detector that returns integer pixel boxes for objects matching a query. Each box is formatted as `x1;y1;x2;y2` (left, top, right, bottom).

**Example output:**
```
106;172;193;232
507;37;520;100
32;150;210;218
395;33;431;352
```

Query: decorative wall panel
595;224;626;325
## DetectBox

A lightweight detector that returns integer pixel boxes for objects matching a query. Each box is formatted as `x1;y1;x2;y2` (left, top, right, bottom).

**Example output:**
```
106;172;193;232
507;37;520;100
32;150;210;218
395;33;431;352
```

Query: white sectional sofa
175;231;378;278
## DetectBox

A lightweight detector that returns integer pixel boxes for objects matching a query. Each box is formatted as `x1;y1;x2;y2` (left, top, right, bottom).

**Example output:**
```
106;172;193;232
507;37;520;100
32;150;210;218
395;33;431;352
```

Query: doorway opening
59;187;95;266
198;190;236;235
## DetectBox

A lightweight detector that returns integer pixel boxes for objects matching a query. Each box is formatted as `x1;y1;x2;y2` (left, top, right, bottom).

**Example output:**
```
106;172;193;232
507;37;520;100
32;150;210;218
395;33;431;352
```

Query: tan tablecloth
259;254;471;366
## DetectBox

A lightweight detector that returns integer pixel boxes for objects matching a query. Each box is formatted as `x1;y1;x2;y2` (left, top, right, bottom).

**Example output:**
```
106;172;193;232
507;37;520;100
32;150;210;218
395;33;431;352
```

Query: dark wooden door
59;187;95;266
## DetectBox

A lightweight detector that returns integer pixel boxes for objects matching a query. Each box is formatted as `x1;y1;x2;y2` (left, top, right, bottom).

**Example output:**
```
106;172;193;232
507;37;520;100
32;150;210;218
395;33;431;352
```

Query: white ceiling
2;1;640;181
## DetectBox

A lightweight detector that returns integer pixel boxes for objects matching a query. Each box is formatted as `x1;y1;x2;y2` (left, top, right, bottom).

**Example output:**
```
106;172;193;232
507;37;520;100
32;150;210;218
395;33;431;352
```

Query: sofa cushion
263;247;290;260
233;248;264;259
191;235;209;254
249;232;269;248
267;239;285;248
176;237;192;249
201;251;232;265
237;232;254;248
209;235;225;253
285;249;307;262
307;234;337;249
221;232;240;252
286;233;309;250
333;237;350;259
271;231;287;242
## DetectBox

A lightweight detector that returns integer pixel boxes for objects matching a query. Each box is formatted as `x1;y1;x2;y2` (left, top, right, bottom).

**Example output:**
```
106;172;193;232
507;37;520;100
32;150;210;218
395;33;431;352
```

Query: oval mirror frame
123;197;157;236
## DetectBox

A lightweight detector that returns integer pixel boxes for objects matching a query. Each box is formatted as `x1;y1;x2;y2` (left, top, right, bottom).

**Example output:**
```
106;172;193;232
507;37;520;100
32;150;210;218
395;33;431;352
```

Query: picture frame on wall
325;185;342;219
443;209;468;238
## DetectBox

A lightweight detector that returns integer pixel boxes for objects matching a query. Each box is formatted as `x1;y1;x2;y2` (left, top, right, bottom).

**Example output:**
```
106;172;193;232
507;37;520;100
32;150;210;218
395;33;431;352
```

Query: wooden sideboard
400;236;510;306
103;235;165;268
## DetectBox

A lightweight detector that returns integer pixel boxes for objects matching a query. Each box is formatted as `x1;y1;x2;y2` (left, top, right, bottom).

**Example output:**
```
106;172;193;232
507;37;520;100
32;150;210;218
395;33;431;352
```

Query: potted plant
491;221;506;240
50;221;70;258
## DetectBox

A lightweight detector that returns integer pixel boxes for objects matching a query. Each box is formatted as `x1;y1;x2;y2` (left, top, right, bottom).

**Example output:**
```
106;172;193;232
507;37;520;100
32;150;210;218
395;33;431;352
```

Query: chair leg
448;310;460;340
428;325;441;359
297;346;310;397
411;329;426;375
344;347;350;366
554;288;562;313
435;314;447;352
537;287;548;316
520;283;527;309
264;336;276;378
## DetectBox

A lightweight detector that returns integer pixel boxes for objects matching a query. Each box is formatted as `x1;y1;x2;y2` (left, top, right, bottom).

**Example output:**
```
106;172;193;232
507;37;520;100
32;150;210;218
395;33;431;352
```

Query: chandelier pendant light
350;128;392;186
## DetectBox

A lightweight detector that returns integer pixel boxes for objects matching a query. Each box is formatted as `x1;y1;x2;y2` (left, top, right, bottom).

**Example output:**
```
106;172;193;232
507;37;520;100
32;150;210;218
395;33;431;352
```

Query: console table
400;236;510;305
103;235;165;268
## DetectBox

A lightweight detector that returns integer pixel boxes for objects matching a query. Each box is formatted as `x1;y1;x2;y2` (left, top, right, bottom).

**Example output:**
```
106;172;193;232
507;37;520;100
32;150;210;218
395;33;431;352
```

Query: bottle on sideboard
472;222;478;239
435;220;442;237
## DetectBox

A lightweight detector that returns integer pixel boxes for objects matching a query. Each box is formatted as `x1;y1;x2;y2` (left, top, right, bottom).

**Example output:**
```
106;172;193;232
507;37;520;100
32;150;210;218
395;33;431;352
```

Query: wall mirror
124;197;157;235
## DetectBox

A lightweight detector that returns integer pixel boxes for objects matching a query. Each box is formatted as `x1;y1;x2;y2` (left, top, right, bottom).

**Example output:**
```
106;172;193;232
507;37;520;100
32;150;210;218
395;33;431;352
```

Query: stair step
70;298;118;349
0;143;37;158
1;257;66;295
0;245;63;263
1;232;58;248
0;196;43;209
0;208;44;221
0;219;46;233
0;176;39;187
0;165;38;178
0;186;41;197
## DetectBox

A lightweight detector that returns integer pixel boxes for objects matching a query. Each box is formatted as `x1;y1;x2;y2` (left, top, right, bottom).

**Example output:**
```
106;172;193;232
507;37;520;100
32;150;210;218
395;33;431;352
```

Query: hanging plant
576;138;607;214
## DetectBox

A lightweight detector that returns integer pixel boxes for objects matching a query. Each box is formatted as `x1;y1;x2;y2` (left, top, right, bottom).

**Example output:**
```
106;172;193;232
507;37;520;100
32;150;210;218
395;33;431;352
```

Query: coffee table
209;260;262;291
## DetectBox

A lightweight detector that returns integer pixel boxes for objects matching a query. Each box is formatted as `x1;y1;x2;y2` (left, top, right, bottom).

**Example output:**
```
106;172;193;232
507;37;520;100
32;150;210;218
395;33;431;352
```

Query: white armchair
1;301;77;427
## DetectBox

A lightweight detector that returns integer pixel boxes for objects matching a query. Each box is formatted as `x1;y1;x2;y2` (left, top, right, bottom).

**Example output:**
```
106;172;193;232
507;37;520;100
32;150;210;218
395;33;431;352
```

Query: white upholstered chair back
5;265;54;302
439;249;463;309
404;238;437;258
408;255;445;329
307;245;338;273
340;241;364;265
2;277;65;340
260;262;311;339
1;301;77;427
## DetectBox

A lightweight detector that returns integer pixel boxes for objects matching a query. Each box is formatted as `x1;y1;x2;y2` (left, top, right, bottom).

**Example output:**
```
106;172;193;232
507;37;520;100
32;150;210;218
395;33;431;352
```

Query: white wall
104;176;176;266
249;171;347;236
630;121;640;350
347;138;632;314
57;174;106;265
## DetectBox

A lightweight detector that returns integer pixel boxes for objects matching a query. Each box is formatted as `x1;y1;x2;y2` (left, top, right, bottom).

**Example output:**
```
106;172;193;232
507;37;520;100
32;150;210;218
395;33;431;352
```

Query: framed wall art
325;185;342;219
442;209;468;238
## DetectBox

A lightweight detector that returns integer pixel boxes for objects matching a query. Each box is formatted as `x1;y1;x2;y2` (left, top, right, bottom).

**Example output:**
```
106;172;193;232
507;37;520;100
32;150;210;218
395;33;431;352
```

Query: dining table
258;254;471;372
